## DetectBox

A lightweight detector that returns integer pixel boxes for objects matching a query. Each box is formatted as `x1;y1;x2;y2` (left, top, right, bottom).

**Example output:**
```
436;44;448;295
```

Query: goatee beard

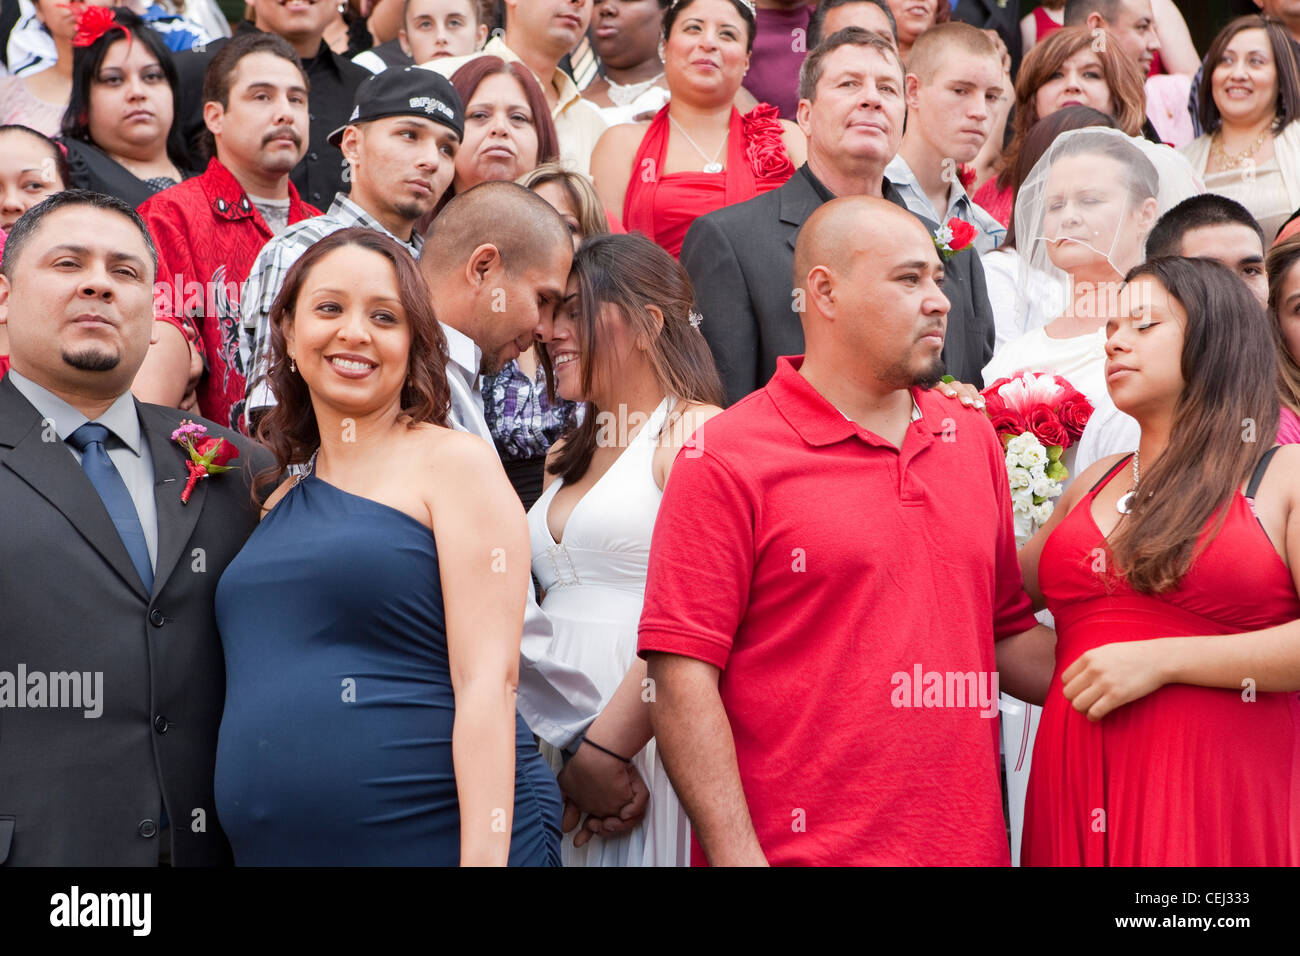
63;348;120;372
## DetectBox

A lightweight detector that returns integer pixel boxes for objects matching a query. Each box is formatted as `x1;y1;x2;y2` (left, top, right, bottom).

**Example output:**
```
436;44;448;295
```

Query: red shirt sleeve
142;198;203;355
987;426;1040;641
638;442;756;670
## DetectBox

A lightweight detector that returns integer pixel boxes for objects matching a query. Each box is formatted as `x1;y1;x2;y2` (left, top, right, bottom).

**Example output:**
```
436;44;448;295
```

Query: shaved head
421;180;571;279
795;196;933;304
795;196;950;392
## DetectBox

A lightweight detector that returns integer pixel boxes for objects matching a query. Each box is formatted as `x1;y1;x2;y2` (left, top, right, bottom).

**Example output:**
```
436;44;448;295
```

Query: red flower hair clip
64;2;121;48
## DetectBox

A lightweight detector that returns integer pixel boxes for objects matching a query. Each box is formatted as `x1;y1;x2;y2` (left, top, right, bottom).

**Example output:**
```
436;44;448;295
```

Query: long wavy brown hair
1108;257;1279;594
548;233;724;485
254;227;451;499
996;25;1146;192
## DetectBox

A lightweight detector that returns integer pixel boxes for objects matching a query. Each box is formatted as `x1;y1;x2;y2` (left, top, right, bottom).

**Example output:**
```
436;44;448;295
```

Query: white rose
1008;467;1031;490
1021;443;1048;468
1031;501;1054;525
1006;433;1033;456
1014;509;1034;545
1030;476;1056;498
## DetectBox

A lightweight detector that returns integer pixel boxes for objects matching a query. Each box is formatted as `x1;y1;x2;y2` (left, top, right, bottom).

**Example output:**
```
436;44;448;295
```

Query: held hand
935;378;986;410
1061;640;1171;721
572;767;649;849
557;740;634;818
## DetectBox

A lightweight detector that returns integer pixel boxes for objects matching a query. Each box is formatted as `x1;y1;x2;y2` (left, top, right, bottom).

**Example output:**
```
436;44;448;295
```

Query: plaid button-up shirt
240;194;422;431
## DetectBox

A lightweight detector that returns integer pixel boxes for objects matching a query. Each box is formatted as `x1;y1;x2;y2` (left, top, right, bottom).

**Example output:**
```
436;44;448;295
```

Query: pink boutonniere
171;420;239;504
934;217;978;260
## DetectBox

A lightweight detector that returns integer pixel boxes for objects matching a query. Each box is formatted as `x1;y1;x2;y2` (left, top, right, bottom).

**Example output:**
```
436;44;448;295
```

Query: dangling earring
289;356;297;373
657;41;666;63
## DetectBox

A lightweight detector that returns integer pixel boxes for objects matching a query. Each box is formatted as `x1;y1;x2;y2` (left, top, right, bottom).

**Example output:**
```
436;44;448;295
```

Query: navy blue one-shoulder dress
213;474;562;865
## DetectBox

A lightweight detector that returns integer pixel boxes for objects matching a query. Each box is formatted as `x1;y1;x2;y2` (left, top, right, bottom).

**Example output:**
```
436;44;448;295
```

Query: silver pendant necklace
668;113;727;174
1116;450;1139;515
607;71;664;107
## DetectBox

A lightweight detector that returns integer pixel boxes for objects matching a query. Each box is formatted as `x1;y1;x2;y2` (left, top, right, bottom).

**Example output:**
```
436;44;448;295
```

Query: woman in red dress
1018;256;1300;866
589;0;804;259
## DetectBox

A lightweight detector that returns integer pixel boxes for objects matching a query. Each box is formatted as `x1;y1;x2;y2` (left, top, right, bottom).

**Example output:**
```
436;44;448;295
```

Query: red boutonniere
171;420;240;504
742;103;796;182
934;217;977;260
63;2;121;48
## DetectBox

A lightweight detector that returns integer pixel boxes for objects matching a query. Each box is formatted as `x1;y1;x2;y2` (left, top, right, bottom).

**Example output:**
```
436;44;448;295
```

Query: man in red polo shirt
134;32;318;431
638;196;1056;866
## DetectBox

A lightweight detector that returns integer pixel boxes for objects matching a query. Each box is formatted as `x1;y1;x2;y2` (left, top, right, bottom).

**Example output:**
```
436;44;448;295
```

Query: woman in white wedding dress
528;233;724;866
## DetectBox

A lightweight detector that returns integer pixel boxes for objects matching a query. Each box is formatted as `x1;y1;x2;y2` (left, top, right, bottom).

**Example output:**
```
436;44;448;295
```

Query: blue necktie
67;423;154;593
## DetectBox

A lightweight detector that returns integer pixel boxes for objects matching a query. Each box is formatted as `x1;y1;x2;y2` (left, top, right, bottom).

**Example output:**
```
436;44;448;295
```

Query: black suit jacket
0;377;274;866
681;169;997;406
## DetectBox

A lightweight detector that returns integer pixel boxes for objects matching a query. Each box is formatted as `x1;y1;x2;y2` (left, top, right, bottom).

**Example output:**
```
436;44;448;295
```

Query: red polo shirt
638;356;1038;866
139;158;319;431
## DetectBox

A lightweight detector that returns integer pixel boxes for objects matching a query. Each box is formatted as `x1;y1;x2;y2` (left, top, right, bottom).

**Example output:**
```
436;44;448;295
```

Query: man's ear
398;28;411;57
203;100;224;138
806;266;836;318
1086;11;1107;33
340;125;362;170
475;23;489;49
0;273;11;327
905;72;923;111
796;97;813;136
465;243;502;292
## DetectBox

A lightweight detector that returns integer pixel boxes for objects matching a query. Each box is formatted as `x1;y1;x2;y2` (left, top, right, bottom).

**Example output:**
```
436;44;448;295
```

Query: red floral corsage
957;163;977;192
171;420;240;504
934;217;978;260
63;3;122;48
742;104;796;182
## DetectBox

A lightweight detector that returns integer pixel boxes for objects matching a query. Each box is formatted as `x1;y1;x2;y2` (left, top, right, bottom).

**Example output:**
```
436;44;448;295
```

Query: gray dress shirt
7;369;158;570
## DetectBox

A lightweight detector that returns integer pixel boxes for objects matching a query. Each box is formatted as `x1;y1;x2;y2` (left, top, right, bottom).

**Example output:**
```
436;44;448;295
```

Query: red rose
947;217;978;253
1058;396;1094;440
1027;405;1070;448
988;410;1027;439
195;436;240;467
742;104;796;182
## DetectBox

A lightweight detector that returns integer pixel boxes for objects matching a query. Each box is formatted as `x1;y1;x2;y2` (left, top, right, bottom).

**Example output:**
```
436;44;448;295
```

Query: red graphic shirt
139;158;319;430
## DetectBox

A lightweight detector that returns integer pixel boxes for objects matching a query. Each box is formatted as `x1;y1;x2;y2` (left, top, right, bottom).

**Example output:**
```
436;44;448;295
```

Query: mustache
261;125;302;147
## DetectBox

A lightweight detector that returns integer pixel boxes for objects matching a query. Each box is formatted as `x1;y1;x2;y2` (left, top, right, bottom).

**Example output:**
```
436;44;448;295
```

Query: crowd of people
1;0;1299;868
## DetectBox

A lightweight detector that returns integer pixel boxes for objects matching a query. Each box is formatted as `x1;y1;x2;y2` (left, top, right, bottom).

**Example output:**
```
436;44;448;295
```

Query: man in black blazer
953;0;1024;76
682;27;997;406
0;191;273;866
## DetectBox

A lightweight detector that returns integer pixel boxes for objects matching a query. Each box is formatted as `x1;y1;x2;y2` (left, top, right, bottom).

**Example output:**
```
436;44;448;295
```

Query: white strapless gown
526;397;690;867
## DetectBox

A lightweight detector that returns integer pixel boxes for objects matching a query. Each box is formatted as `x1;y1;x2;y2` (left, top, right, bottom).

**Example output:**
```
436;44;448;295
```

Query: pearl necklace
606;71;664;108
668;113;727;174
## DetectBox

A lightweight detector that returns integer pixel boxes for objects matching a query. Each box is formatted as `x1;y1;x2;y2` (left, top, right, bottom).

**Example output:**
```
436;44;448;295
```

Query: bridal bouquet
981;373;1094;545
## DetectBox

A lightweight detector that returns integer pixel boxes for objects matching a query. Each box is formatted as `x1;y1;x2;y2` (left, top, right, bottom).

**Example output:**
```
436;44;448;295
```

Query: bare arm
995;624;1057;706
1151;0;1200;77
131;321;191;408
646;652;767;866
589;124;642;221
431;433;527;866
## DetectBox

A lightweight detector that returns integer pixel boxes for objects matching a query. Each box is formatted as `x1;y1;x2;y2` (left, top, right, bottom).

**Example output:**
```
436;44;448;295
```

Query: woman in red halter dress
588;0;802;259
1018;258;1300;866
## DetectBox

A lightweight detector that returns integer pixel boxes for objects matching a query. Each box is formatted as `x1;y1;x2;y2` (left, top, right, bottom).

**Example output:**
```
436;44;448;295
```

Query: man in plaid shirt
240;66;464;432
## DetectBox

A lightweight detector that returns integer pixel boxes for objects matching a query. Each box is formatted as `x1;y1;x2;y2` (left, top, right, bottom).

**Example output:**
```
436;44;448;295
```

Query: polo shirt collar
6;368;144;456
766;356;947;448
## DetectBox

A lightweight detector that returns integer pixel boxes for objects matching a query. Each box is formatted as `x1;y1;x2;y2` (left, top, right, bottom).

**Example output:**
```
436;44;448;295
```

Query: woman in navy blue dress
213;227;561;865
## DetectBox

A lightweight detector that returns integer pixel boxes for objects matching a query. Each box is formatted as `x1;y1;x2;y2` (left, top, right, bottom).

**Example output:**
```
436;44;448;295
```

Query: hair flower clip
64;2;121;48
688;309;703;330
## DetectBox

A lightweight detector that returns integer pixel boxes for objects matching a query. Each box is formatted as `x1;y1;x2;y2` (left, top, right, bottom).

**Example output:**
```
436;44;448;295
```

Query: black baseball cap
327;66;465;146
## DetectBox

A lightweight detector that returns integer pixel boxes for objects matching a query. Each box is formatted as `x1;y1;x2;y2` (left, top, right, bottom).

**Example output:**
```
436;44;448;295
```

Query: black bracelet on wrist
579;734;633;764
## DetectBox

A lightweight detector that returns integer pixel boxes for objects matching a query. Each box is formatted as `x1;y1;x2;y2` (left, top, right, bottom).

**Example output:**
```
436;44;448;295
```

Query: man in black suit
0;191;273;866
681;27;997;406
953;0;1024;76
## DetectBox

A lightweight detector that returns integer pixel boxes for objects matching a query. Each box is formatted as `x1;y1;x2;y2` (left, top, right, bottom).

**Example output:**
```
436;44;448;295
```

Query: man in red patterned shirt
135;32;318;431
